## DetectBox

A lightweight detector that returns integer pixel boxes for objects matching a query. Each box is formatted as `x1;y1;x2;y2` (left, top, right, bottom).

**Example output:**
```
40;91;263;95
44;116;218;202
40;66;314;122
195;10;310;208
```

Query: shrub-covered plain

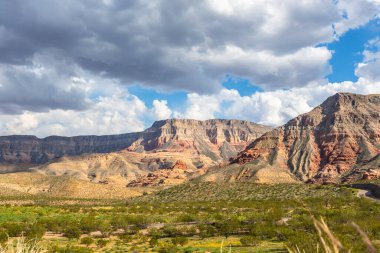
0;183;378;252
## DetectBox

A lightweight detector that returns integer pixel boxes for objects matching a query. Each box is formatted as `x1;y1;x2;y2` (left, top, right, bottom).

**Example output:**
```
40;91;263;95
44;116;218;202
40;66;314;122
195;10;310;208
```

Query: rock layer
127;119;270;161
203;93;380;183
0;119;270;165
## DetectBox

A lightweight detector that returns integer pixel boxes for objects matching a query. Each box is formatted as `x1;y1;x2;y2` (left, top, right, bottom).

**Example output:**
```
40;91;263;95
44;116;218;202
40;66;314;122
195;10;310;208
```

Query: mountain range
0;92;379;198
0;119;269;188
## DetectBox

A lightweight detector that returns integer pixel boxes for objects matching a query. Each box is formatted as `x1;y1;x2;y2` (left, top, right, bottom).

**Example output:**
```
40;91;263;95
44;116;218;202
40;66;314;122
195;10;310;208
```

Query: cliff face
0;133;141;164
28;119;270;187
240;93;380;183
128;119;270;161
0;119;270;165
203;93;380;183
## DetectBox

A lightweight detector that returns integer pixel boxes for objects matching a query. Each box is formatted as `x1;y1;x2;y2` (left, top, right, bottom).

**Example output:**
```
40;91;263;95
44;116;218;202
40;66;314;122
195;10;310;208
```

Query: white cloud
152;100;172;120
176;80;380;127
0;1;379;136
0;0;378;94
0;92;148;137
335;0;380;34
355;38;380;82
175;45;380;126
188;45;332;89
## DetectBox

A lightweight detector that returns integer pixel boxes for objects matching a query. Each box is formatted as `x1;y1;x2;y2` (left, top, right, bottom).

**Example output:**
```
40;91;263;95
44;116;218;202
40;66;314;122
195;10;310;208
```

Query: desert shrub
50;245;94;253
118;233;133;243
110;215;129;230
162;226;181;237
26;222;46;240
149;228;164;239
240;236;258;246
0;230;8;246
158;245;179;253
79;216;99;233
96;239;109;248
176;214;196;223
64;226;81;240
125;215;148;228
0;222;26;237
249;223;278;240
149;237;158;247
171;236;188;246
42;220;60;233
198;224;216;239
80;236;94;246
215;218;240;238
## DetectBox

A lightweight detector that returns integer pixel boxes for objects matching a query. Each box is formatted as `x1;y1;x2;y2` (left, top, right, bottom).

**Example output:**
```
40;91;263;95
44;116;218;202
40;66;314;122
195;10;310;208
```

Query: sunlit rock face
230;93;380;183
0;119;270;164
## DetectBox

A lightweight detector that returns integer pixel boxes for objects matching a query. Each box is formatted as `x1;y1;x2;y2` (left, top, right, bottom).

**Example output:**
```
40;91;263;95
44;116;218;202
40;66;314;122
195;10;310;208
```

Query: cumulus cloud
152;100;172;120
334;0;380;34
0;0;378;100
0;92;148;136
177;80;380;126
176;45;380;126
0;54;90;114
0;0;379;136
355;38;380;82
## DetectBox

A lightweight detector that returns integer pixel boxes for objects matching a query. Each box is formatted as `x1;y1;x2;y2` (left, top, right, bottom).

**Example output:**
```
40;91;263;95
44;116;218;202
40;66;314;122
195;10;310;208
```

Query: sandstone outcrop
202;93;380;183
0;119;270;166
26;119;270;187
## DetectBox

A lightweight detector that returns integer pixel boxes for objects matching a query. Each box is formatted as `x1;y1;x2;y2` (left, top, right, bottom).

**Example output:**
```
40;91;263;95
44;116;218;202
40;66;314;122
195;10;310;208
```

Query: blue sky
0;0;379;136
327;19;380;83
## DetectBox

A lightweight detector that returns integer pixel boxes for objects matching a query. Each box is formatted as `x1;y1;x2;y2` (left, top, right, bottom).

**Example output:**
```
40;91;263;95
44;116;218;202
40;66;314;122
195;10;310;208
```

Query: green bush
80;236;94;246
149;237;158;247
50;245;94;253
26;222;45;240
158;245;179;253
64;226;81;240
0;230;8;246
240;236;258;246
171;236;188;246
1;222;26;237
96;239;109;248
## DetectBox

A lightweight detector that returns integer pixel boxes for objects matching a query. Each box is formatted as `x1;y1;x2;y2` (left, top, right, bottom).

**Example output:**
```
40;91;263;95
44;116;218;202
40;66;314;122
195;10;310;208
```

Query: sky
0;0;379;137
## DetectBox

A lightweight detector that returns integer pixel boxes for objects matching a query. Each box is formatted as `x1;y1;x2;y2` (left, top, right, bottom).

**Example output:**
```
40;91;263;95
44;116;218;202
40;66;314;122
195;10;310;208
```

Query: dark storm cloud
0;58;90;114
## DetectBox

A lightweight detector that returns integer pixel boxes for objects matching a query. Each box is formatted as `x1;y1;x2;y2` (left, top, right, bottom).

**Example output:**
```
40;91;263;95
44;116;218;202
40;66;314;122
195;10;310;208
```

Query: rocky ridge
28;119;270;187
202;93;380;183
0;119;269;165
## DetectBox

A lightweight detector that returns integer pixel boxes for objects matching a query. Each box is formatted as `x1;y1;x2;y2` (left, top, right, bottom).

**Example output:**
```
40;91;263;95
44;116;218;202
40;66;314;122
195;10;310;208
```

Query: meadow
0;183;379;253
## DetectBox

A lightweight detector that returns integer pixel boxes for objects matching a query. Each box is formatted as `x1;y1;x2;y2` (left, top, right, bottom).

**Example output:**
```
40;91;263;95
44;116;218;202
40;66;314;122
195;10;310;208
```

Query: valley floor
0;183;379;252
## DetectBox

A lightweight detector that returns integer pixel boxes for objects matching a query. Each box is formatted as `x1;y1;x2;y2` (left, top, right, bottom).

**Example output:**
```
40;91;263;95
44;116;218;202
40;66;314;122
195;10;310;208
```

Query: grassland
0;182;379;252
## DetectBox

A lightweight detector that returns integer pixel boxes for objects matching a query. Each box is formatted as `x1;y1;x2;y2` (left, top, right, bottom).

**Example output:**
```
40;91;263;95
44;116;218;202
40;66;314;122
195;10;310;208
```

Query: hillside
22;119;270;187
0;119;269;165
201;93;380;183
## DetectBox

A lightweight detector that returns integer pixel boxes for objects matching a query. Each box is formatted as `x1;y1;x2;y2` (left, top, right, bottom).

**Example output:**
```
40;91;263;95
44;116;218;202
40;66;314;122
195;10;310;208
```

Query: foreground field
0;183;379;252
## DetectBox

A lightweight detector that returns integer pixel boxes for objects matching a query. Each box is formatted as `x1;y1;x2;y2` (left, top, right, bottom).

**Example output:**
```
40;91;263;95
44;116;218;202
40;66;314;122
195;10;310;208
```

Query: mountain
0;119;269;165
126;119;270;161
201;93;380;184
0;134;140;164
3;119;270;187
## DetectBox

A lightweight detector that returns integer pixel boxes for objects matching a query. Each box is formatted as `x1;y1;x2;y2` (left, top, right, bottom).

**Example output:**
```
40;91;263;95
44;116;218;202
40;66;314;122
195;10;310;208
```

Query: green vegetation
0;182;378;252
